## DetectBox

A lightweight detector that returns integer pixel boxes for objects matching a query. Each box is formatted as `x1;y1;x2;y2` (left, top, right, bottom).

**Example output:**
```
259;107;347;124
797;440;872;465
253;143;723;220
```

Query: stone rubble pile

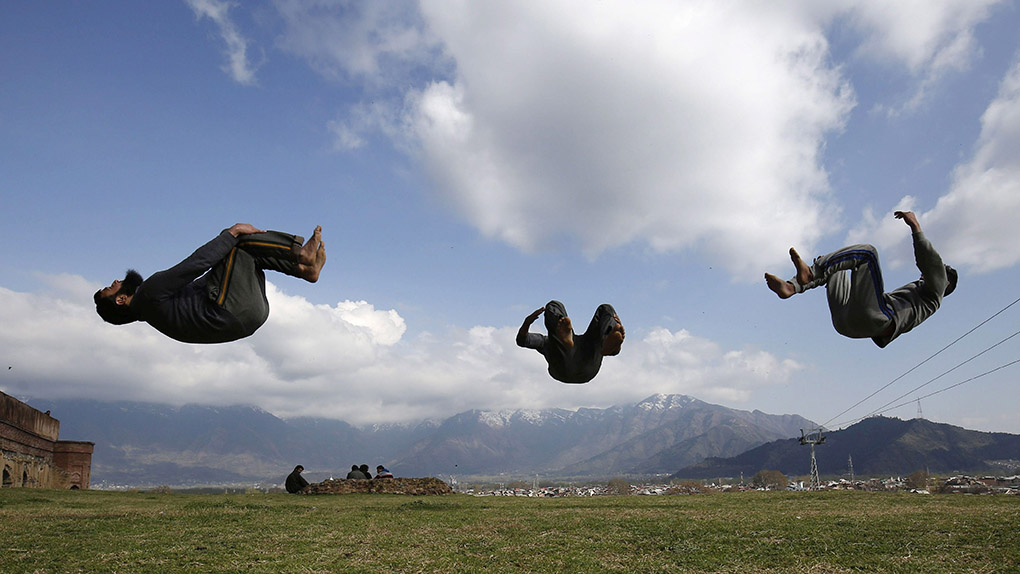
302;477;453;496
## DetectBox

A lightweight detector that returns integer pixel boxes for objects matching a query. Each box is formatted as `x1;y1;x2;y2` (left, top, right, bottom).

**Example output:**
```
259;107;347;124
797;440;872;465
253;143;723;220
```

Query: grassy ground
1;488;1018;573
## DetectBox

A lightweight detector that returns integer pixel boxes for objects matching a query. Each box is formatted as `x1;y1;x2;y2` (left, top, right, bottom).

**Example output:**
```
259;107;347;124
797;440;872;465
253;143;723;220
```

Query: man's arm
516;307;546;348
895;210;921;233
895;211;948;296
139;224;264;300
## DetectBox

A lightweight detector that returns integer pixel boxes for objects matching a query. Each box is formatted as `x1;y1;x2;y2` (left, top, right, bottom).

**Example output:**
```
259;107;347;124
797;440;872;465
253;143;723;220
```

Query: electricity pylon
799;428;826;490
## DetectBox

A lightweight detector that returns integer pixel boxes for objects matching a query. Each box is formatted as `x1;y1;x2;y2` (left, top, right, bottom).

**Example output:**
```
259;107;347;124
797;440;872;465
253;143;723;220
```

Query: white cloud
270;0;1003;281
613;327;804;404
930;57;1020;272
834;0;1003;114
398;1;854;279
847;55;1020;274
273;0;442;84
0;277;801;425
185;0;260;85
846;0;1000;73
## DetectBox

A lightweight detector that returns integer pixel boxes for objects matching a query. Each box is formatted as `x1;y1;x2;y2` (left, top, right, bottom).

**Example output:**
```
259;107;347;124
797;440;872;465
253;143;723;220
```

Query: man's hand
517;307;546;347
227;223;266;237
894;211;921;233
525;307;546;324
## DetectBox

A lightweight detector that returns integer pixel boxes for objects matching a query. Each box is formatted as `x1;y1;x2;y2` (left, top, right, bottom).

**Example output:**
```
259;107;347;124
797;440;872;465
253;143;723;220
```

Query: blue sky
2;1;1019;434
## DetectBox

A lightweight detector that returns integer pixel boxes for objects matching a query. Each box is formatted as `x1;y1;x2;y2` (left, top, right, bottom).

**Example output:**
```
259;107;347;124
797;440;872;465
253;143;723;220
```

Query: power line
859;327;1020;421
822;294;1020;428
831;357;1020;428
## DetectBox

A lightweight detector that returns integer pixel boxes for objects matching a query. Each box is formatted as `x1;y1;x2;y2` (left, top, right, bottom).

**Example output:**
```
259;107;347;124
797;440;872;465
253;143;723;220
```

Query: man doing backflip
95;223;326;344
765;211;957;348
517;301;625;383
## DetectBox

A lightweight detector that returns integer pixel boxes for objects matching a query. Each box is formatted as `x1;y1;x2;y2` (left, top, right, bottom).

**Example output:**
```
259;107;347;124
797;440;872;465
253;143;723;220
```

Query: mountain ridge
673;416;1020;479
26;393;812;485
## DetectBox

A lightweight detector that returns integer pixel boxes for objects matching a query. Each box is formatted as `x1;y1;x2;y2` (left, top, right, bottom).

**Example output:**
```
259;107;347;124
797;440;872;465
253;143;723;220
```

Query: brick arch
2;465;11;487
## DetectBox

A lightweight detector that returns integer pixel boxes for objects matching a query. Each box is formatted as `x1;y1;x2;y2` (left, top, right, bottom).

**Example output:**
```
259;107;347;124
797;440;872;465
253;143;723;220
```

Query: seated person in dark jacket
285;465;309;493
346;465;369;479
94;223;326;343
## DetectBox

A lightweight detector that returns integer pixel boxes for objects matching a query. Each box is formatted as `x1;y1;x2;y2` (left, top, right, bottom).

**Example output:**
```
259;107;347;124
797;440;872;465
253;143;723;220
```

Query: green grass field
1;488;1018;573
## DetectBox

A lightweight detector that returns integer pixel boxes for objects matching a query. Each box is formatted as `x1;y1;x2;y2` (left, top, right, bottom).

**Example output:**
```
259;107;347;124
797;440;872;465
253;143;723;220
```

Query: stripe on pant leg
820;249;894;319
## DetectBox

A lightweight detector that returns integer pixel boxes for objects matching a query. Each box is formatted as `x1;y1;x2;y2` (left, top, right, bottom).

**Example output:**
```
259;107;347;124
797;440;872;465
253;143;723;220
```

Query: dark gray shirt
130;231;252;344
520;333;603;384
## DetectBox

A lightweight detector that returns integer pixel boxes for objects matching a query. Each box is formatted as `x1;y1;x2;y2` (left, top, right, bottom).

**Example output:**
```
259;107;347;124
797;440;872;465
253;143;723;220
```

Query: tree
751;470;788;490
606;477;631;495
906;470;930;490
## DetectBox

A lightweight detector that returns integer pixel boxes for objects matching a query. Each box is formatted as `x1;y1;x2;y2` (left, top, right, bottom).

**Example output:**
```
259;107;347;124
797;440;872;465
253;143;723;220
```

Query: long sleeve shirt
873;231;948;348
519;332;603;384
129;230;251;344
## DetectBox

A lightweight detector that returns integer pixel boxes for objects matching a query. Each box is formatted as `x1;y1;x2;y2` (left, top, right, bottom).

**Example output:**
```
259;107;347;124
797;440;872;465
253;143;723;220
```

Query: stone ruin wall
0;391;93;489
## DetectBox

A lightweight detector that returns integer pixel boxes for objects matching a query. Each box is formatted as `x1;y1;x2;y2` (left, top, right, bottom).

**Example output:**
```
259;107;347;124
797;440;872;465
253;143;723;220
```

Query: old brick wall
0;391;93;489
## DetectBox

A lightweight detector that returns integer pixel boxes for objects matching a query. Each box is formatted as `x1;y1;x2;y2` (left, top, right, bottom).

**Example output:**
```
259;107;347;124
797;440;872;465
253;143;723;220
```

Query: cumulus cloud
929;57;1020;272
274;0;442;84
267;1;1003;281
847;55;1020;273
400;1;853;279
614;328;804;404
185;0;260;85
0;276;801;425
841;0;1003;112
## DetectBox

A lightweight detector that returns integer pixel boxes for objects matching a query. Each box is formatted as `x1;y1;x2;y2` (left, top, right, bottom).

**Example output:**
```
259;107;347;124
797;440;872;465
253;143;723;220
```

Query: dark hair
94;270;143;325
294;465;304;472
944;265;958;297
94;292;136;325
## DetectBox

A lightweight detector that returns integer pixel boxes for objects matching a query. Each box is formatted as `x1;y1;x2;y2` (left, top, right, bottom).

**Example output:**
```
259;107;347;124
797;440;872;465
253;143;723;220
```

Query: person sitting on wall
374;465;394;479
346;464;369;479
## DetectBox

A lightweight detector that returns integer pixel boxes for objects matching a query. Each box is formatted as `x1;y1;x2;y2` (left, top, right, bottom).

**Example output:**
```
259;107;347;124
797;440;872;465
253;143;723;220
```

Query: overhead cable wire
831;358;1020;428
821;294;1020;429
860;327;1020;420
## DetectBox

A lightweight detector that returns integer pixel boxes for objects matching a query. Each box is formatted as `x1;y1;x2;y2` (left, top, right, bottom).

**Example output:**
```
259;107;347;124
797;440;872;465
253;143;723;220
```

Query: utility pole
916;399;924;420
799;428;826;490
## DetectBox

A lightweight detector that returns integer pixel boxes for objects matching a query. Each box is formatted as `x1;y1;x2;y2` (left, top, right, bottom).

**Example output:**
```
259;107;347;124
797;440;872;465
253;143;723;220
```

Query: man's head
944;265;958;297
294;465;304;473
94;270;143;325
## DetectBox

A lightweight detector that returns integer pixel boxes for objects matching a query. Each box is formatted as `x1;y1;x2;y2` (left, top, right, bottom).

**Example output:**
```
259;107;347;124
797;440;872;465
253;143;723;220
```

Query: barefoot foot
297;226;322;266
765;273;796;299
789;247;812;285
555;316;574;348
299;241;326;283
602;328;624;356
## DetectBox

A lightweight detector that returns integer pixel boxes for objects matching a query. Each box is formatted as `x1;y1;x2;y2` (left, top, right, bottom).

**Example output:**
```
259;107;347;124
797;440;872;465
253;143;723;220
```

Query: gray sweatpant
205;231;304;334
795;244;894;339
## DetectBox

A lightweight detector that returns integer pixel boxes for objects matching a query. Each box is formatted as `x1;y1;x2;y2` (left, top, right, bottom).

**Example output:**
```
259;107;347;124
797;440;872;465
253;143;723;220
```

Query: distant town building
1;391;94;489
